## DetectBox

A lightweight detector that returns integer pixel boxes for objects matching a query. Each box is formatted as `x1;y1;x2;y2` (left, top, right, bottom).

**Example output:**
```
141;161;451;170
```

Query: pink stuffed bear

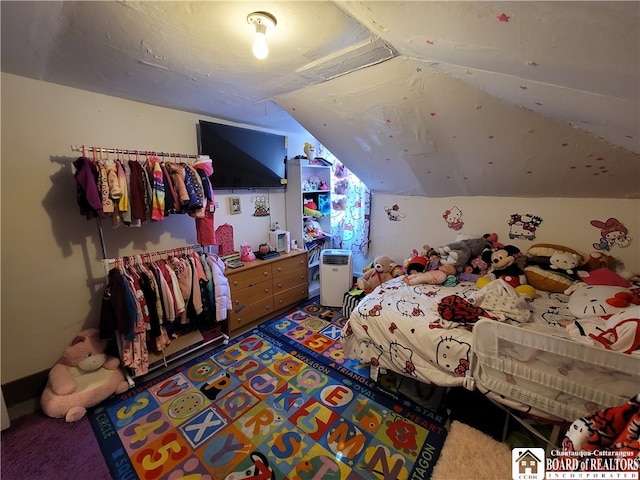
40;328;129;422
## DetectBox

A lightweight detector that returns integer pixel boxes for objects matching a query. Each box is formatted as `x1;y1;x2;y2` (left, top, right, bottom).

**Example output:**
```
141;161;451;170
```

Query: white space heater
320;249;353;307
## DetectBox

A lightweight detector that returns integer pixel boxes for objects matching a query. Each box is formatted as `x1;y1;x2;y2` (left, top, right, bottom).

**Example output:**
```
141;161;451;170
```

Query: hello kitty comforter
339;277;616;388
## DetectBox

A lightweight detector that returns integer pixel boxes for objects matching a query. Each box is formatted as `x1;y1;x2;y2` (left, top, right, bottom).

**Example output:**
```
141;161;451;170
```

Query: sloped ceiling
1;1;638;198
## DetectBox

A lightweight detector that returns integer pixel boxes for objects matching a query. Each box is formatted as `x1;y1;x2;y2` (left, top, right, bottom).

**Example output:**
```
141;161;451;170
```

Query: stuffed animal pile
40;328;129;422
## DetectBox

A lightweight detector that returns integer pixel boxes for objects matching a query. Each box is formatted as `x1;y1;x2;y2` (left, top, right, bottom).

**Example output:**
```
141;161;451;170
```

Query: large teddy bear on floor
41;328;129;422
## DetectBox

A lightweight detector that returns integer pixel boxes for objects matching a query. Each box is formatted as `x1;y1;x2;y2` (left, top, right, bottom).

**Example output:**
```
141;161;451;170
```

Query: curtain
329;160;371;255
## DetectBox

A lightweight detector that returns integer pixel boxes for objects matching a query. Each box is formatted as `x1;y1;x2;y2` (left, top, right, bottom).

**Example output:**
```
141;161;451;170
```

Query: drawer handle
277;267;282;272
266;305;271;310
265;288;269;293
233;280;238;286
263;271;268;276
237;318;242;323
277;283;283;288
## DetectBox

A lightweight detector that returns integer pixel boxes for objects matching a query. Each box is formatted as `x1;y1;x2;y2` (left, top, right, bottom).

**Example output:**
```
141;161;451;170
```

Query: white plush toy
549;250;582;275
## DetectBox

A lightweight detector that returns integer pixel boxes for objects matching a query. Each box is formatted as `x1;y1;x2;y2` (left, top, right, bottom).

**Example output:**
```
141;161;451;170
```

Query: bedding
340;277;640;421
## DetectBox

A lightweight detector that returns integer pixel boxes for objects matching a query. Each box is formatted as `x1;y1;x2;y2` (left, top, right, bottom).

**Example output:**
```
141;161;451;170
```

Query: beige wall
2;73;638;386
0;73;300;383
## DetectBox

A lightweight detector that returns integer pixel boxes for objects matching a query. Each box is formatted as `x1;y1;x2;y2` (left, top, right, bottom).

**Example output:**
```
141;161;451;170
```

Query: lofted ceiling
2;1;638;198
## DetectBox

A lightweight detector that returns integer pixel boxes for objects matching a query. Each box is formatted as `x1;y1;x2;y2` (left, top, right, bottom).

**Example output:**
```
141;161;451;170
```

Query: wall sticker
384;204;406;222
443;206;464;230
507;213;543;240
590;217;632;250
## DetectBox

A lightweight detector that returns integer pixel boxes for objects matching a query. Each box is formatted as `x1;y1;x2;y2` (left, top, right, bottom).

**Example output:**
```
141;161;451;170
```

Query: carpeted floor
1;410;111;479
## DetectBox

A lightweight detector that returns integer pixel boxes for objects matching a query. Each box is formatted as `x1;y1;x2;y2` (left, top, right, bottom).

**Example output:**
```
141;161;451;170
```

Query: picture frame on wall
229;196;241;215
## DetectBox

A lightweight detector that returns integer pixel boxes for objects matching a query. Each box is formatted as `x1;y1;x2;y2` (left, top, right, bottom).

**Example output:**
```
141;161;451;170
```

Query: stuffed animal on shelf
303;198;322;218
40;328;129;422
303;142;315;160
357;255;395;291
303;217;323;243
404;263;457;286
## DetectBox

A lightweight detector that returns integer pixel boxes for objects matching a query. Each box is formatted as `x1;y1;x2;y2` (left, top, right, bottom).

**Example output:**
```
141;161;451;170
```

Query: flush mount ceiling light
247;11;277;60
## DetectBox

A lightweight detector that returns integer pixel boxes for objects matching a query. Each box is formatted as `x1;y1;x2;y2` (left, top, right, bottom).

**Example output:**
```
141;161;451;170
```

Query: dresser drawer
273;268;308;292
228;266;272;290
230;279;272;309
272;254;307;278
228;298;274;332
273;284;309;311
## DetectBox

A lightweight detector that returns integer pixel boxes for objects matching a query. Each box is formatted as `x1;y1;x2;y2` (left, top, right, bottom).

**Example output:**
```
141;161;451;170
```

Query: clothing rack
103;243;229;386
101;244;200;275
71;144;200;160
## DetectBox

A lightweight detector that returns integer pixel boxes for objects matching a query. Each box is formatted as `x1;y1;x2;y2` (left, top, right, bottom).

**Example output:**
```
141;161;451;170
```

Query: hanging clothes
73;152;223;247
72;156;105;219
99;249;229;377
194;155;216;246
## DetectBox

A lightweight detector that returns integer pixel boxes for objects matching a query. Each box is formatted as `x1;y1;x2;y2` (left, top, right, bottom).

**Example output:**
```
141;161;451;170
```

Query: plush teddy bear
40;328;129;422
357;255;395;291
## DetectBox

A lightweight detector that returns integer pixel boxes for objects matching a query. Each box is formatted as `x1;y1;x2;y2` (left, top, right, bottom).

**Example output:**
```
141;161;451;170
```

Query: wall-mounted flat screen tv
197;120;287;189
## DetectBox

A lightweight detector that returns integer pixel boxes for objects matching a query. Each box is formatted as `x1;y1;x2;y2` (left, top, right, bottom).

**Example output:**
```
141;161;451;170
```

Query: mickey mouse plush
481;245;526;287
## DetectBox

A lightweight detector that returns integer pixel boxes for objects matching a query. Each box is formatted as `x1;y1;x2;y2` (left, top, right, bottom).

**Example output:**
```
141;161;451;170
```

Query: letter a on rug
88;326;447;479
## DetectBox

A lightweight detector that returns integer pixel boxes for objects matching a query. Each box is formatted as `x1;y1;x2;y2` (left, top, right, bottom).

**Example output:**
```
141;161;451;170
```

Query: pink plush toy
40;328;129;422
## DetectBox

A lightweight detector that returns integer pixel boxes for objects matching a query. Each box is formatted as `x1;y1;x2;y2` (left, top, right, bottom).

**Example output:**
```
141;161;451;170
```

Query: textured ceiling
2;1;638;198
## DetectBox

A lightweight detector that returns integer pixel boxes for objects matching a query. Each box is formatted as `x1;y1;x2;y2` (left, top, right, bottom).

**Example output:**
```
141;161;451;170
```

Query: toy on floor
40;328;129;422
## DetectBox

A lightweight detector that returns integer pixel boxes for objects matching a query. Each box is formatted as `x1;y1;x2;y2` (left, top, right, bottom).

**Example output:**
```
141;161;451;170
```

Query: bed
340;276;640;422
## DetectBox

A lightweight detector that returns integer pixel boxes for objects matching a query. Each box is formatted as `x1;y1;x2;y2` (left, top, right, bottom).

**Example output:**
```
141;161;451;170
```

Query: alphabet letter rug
89;304;447;479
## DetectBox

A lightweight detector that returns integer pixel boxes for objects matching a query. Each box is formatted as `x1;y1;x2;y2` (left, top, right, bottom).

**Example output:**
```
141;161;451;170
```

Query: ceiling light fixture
247;11;277;60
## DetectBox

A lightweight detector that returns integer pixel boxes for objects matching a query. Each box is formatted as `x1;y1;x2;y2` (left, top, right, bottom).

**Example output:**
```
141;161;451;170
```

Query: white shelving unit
285;157;333;298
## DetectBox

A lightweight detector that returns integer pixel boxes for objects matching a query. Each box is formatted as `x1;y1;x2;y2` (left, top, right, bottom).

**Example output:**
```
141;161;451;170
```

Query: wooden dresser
225;249;308;336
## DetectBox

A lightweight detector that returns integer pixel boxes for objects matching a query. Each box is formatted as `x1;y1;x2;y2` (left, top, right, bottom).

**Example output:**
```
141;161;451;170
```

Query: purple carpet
1;410;111;479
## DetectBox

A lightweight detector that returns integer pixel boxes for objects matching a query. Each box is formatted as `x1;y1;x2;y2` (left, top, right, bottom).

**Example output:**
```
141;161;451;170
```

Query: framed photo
229;196;241;215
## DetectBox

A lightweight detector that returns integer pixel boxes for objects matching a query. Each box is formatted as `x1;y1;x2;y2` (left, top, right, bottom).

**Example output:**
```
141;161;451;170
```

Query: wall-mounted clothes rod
71;144;201;160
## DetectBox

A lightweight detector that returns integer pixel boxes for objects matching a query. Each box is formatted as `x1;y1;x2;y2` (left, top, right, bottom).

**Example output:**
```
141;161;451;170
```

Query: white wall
0;73;313;383
368;195;639;274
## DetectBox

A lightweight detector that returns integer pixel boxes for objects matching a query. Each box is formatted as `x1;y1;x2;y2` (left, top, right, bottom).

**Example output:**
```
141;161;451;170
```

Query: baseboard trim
1;370;48;408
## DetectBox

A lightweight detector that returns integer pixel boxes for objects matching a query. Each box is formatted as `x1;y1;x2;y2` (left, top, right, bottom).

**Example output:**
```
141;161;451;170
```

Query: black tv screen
198;120;287;189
